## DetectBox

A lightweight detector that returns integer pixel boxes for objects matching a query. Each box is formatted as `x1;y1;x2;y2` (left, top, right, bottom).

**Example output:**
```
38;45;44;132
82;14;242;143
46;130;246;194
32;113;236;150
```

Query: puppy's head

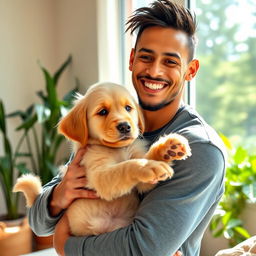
58;82;144;148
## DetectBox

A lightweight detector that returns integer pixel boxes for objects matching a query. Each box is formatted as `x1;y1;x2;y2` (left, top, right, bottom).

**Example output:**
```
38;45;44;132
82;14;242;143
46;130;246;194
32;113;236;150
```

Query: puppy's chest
84;140;146;166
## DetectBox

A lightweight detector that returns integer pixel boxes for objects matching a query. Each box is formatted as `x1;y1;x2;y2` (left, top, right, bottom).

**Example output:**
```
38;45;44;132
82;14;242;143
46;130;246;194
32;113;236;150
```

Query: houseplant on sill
10;55;78;250
210;134;256;247
0;99;32;256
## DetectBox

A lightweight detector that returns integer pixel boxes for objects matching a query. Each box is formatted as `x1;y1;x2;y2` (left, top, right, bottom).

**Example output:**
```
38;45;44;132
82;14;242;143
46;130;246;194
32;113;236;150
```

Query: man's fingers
71;148;86;165
75;189;99;199
73;177;88;188
173;251;182;256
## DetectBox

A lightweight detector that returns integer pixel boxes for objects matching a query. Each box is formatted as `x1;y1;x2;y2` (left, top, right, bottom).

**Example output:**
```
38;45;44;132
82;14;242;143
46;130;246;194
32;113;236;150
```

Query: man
28;1;226;255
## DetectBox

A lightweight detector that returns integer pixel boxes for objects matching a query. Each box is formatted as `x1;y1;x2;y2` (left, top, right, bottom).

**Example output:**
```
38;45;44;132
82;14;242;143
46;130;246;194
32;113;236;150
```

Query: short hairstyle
126;0;197;61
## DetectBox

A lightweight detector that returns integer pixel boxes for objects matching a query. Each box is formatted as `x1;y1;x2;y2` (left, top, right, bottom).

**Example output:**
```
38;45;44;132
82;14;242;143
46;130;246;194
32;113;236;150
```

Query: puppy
13;82;191;236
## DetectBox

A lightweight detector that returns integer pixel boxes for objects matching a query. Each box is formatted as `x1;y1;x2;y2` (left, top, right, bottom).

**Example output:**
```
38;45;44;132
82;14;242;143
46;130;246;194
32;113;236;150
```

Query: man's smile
138;76;171;93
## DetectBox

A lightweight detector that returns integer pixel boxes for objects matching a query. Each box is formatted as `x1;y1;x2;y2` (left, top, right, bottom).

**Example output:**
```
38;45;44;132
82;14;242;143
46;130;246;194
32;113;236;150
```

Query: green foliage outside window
195;0;256;151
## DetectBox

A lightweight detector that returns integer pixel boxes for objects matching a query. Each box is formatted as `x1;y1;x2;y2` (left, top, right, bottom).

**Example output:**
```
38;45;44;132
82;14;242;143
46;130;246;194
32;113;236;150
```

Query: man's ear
185;59;200;81
129;48;135;71
58;101;88;147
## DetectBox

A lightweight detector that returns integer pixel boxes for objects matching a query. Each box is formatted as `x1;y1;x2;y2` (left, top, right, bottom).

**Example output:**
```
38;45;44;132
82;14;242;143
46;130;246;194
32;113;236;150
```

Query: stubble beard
138;93;178;111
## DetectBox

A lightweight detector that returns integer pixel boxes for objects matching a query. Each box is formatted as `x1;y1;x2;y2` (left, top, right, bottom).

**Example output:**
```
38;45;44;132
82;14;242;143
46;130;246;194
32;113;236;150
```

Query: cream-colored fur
13;82;191;236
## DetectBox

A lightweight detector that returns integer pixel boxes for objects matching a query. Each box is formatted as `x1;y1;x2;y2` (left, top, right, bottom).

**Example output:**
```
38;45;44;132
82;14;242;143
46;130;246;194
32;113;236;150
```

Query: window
195;0;256;150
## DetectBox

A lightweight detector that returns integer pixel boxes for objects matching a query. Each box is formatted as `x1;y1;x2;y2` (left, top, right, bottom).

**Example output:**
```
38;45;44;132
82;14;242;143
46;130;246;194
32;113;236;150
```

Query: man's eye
139;55;152;62
165;59;177;65
98;109;108;116
125;105;132;112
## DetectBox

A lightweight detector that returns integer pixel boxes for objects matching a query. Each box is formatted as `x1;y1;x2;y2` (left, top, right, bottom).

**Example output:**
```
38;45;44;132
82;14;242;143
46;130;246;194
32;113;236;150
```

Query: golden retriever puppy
13;82;191;236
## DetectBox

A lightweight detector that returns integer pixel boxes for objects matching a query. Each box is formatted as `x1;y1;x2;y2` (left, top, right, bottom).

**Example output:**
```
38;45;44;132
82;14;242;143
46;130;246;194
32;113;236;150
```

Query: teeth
144;82;165;90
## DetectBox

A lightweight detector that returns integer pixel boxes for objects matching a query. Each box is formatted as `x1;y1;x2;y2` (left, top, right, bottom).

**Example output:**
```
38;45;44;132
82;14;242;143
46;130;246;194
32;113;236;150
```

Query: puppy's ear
136;103;145;134
58;102;88;147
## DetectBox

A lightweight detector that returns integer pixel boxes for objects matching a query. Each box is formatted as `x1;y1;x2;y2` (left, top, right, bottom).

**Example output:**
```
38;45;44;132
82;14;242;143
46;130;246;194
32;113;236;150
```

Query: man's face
129;26;197;111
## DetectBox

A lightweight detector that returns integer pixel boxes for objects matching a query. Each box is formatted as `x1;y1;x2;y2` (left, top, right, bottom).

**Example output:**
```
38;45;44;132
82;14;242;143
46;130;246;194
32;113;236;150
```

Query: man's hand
54;214;70;256
173;251;182;256
49;148;98;216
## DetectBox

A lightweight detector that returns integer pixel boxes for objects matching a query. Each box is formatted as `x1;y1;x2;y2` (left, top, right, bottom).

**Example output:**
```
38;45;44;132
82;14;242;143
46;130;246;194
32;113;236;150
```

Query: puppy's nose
116;122;131;134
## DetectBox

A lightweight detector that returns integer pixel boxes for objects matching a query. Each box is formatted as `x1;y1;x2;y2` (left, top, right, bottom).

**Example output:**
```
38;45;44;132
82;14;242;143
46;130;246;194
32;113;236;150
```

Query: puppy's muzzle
116;122;131;135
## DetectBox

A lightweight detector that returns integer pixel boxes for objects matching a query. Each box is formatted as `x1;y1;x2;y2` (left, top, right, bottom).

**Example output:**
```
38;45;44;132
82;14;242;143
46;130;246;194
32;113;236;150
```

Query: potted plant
10;55;78;250
0;99;32;256
209;134;256;247
11;55;77;184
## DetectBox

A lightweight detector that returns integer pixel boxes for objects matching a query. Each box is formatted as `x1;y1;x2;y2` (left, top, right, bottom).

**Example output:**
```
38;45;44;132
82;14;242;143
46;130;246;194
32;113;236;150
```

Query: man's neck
143;99;182;132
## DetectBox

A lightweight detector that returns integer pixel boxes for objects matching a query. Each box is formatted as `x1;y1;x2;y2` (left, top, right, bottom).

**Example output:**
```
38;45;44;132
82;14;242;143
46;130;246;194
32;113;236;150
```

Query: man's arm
55;143;225;256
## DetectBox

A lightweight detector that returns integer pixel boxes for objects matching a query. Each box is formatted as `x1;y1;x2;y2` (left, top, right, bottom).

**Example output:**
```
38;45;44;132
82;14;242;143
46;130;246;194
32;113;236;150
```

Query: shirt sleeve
64;143;226;256
28;174;64;236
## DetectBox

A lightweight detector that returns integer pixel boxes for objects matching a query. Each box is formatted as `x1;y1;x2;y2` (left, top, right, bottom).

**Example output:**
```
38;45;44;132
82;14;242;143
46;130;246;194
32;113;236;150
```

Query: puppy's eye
98;109;108;116
125;105;132;112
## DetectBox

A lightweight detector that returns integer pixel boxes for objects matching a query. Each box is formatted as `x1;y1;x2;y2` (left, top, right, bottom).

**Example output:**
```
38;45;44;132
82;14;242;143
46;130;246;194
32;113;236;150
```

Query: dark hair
126;0;197;61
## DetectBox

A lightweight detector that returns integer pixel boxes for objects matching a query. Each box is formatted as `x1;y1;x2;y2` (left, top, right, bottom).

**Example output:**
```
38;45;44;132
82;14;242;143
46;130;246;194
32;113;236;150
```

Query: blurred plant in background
210;134;256;247
9;55;77;185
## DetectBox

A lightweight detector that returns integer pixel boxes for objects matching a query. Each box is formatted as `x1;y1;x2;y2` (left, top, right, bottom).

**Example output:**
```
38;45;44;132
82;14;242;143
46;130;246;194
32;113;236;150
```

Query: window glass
195;0;256;151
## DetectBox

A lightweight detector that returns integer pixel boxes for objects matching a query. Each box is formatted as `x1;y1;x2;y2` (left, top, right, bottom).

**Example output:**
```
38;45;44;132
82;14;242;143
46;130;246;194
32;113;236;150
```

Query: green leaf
36;90;47;103
233;146;248;164
16;114;37;131
226;218;242;229
242;183;256;202
251;159;256;173
41;67;58;109
0;99;6;134
53;55;72;85
4;137;12;158
234;226;251;239
15;152;31;158
213;228;224;237
15;163;31;175
62;86;78;104
222;211;232;226
220;133;233;150
35;104;51;123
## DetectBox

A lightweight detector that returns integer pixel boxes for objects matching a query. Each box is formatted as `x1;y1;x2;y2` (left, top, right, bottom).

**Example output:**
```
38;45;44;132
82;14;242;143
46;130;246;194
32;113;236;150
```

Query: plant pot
0;216;32;256
34;233;54;251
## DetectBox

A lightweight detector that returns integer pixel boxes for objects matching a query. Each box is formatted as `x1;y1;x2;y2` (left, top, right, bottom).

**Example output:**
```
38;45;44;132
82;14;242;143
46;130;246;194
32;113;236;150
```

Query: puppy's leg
89;159;173;201
137;134;191;193
145;133;191;163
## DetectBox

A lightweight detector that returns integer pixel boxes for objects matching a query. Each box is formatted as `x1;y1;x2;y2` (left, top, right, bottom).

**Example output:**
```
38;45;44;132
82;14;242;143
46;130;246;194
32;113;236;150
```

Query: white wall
0;0;99;215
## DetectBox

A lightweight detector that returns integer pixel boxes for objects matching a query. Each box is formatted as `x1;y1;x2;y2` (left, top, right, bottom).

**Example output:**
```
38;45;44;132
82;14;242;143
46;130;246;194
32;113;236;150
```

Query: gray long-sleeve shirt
28;105;226;256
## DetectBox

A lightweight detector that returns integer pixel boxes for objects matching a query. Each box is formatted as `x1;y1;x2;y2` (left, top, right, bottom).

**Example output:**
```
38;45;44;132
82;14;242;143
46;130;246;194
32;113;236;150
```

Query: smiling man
28;1;226;256
129;25;199;131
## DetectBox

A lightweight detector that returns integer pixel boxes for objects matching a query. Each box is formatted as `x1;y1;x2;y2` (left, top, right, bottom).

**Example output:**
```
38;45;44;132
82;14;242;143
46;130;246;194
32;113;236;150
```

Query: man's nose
146;61;164;77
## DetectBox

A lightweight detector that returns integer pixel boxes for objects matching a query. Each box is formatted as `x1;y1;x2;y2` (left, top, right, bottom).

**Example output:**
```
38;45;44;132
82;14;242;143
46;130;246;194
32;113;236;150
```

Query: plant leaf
0;99;6;133
35;104;51;123
226;218;242;229
16;114;37;131
53;55;72;85
16;162;31;175
234;146;248;164
242;183;256;202
220;133;233;150
234;226;251;239
41;67;58;110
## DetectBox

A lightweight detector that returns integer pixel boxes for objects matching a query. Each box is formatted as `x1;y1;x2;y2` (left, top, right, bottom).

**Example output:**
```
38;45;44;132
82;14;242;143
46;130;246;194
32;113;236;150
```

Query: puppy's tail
13;174;42;207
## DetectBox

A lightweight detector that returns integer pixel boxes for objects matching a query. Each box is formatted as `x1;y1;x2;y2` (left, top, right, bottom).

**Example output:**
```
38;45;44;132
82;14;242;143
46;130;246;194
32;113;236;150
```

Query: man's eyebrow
138;48;181;60
164;52;181;60
138;48;154;54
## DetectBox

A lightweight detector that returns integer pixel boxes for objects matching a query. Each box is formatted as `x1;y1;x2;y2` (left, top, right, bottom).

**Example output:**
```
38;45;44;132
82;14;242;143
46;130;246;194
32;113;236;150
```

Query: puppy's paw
137;160;174;184
153;134;191;163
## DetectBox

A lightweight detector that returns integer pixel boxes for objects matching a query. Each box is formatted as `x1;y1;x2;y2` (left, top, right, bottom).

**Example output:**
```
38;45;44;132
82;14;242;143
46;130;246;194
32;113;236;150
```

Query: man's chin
138;98;172;111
